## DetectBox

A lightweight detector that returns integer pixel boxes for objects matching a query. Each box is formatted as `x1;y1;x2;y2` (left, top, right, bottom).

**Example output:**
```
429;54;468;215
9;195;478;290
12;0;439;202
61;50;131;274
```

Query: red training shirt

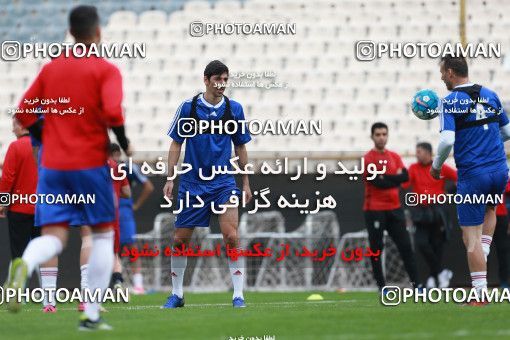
15;51;124;170
402;162;457;206
363;148;405;211
0;135;38;214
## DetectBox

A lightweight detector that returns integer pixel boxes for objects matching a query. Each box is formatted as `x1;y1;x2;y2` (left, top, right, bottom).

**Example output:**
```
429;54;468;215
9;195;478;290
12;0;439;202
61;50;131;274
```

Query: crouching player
162;60;252;308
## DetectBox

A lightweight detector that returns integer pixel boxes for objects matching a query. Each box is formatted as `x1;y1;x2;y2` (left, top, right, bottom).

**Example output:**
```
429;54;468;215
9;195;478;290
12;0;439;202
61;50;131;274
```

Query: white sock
22;235;63;275
84;231;114;321
481;235;492;261
80;264;89;293
40;267;57;307
471;271;487;297
133;272;143;288
171;256;187;298
228;254;245;299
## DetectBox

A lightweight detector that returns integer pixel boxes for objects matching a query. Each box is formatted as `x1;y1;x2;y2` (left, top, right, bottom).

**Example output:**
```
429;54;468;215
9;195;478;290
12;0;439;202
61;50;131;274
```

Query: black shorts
7;211;40;259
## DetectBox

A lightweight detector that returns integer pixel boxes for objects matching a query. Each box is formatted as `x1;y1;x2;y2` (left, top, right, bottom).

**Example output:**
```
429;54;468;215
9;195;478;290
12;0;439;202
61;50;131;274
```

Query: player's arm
497;95;510;142
111;126;131;156
0;143;18;217
370;175;401;188
431;100;456;179
235;144;252;203
131;165;154;211
432;131;455;179
500;124;510;142
499;111;510;142
120;178;131;199
363;153;398;188
163;140;182;198
101;65;131;155
164;101;189;198
373;155;409;187
380;168;409;184
133;180;154;211
232;103;252;202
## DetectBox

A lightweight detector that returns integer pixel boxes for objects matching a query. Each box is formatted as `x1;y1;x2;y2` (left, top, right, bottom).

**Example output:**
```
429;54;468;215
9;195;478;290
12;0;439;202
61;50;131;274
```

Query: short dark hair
109;142;121;154
441;55;468;77
204;60;229;80
371;122;388;135
69;5;99;40
416;142;432;154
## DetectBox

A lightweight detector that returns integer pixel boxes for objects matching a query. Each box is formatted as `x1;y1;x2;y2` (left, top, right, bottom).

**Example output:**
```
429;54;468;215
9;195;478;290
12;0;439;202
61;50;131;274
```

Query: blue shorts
457;170;509;226
119;198;137;245
174;180;241;228
35;165;116;228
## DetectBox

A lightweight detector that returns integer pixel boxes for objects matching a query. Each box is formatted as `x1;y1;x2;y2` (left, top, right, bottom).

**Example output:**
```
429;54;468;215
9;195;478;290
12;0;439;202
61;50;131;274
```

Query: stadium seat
108;11;138;28
139;10;168;27
183;0;211;13
214;0;242;11
281;103;312;119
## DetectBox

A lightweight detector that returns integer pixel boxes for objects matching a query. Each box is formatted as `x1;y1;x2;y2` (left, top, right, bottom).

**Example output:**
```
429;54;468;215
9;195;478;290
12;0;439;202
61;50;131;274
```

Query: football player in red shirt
6;6;131;330
363;122;419;291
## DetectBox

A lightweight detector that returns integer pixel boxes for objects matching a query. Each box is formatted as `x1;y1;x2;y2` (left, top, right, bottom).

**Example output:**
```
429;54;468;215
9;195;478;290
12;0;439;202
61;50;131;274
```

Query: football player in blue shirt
163;60;252;308
431;56;510;304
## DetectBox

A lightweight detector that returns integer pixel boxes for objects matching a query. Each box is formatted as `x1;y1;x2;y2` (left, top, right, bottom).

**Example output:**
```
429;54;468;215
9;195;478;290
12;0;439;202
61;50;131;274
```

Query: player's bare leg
481;206;497;261
6;225;68;313
162;227;194;308
219;207;245;307
462;224;487;303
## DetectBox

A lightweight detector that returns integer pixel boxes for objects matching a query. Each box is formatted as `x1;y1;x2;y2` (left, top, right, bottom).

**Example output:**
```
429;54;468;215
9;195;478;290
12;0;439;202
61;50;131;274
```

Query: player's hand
0;206;6;218
163;180;174;199
125;144;134;157
243;184;252;204
430;166;441;180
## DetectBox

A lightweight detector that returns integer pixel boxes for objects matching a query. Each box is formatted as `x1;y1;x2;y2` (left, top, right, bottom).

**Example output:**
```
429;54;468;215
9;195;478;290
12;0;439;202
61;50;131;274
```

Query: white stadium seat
108;11;137;28
139;10;168;27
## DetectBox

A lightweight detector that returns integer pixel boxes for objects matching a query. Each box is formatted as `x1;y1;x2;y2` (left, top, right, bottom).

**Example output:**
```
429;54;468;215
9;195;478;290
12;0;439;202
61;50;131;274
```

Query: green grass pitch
1;291;509;339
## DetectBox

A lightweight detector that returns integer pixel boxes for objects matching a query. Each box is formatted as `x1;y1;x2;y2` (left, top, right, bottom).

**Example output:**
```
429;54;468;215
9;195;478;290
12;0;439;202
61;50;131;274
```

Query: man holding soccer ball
430;56;510;304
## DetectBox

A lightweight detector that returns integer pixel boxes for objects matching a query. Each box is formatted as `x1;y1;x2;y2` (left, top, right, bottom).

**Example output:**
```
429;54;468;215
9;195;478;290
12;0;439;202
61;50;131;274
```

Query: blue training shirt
167;94;251;185
439;83;509;178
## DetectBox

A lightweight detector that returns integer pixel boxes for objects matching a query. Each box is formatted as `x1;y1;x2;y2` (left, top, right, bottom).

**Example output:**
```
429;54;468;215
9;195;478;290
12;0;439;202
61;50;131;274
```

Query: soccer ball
411;89;440;120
